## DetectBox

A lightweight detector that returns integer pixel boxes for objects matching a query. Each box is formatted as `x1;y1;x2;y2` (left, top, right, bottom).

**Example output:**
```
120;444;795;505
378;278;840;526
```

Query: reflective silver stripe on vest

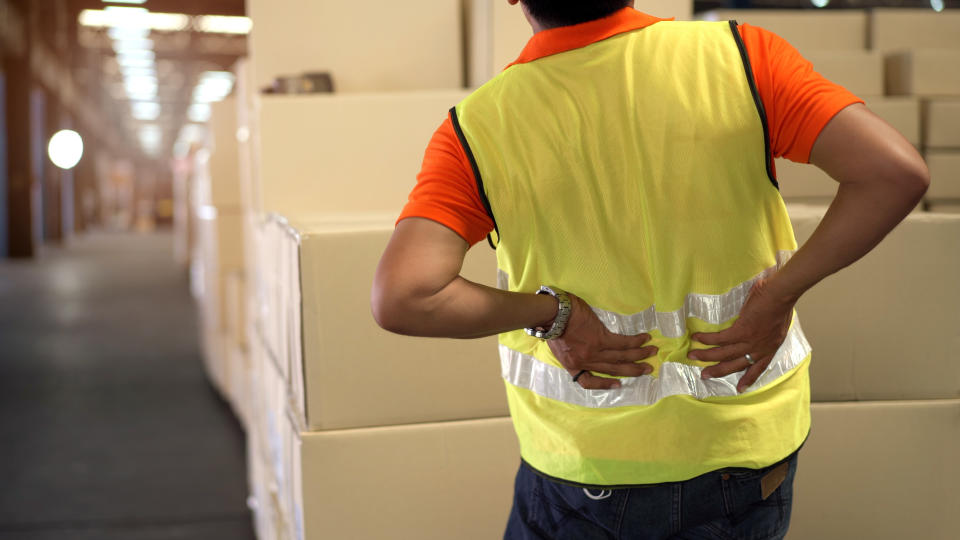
497;250;794;339
500;321;810;407
497;251;809;406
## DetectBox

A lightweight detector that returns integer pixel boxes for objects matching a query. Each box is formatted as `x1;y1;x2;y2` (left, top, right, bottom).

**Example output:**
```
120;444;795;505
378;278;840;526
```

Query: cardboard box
247;0;461;92
805;50;884;97
790;400;959;540
224;270;247;348
925;98;960;148
697;10;868;52
776;159;837;200
870;8;960;52
789;205;960;401
256;92;468;217
928;203;960;214
777;97;920;201
869;97;921;148
195;98;241;208
272;215;508;431
464;0;693;87
926;151;960;199
296;417;519;540
886;49;960;97
196;206;245;273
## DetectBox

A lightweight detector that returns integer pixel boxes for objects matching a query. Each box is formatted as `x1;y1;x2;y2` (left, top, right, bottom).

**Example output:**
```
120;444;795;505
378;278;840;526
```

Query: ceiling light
116;49;155;62
108;26;150;40
145;12;190;31
101;0;147;4
931;0;945;11
112;38;153;53
195;15;253;34
811;0;830;6
79;9;190;32
119;66;157;78
116;55;154;68
192;71;235;103
187;103;212;123
131;101;161;121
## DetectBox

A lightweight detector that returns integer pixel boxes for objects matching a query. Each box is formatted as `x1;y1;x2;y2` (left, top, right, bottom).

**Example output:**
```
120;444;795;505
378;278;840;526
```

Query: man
371;1;928;538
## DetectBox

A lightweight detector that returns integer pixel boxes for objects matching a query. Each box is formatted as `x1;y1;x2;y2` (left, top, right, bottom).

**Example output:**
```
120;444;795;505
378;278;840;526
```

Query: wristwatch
525;286;572;340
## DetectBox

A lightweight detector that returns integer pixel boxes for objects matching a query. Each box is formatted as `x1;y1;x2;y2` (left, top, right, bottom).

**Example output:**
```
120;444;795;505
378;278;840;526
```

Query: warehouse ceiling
65;0;247;160
56;0;953;161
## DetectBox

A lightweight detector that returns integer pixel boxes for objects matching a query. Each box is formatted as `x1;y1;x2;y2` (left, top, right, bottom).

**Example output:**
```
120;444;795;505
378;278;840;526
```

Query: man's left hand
687;278;796;393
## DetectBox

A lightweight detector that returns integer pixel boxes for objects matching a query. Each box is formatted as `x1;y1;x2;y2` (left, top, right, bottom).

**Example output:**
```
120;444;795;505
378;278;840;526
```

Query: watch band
525;286;572;340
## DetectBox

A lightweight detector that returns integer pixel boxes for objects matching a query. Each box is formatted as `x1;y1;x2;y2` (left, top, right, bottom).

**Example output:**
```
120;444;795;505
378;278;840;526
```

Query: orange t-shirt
399;9;863;246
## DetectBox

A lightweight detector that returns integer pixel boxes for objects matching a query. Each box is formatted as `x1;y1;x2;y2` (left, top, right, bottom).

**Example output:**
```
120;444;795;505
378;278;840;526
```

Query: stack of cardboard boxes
191;97;249;422
190;3;958;539
699;9;925;206
873;8;960;214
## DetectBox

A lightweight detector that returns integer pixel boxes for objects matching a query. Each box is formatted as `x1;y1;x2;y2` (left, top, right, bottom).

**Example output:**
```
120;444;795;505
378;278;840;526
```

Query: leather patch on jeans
761;462;789;500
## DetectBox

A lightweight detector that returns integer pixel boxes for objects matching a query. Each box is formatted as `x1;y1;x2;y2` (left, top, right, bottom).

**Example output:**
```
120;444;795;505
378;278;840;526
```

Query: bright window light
48;130;84;170
102;0;147;4
811;0;830;6
195;15;253;34
931;0;944;11
187;103;212;123
131;101;161;121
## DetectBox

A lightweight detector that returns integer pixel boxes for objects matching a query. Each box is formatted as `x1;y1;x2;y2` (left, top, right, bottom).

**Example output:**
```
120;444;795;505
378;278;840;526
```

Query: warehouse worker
371;1;928;538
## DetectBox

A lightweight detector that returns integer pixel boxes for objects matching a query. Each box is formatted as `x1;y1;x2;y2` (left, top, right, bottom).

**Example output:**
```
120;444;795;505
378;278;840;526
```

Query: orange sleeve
397;115;495;246
739;23;864;164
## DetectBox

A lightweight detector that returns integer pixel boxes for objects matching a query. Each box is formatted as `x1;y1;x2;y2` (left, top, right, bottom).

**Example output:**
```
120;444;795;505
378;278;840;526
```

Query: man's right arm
691;103;929;389
768;103;929;302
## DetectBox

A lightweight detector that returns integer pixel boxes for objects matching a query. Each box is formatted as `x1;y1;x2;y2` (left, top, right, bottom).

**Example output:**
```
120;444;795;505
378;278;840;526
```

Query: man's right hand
548;293;658;390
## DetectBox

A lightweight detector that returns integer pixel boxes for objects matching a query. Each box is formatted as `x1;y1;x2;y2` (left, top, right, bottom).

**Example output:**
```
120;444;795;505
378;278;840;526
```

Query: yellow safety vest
451;20;811;486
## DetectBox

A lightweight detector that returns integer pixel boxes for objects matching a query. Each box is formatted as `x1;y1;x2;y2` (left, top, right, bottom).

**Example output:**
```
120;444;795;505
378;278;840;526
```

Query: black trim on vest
729;20;779;190
449;106;500;249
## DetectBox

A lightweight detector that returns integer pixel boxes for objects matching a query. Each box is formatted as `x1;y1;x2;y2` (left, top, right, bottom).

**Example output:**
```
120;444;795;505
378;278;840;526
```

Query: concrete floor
0;231;255;539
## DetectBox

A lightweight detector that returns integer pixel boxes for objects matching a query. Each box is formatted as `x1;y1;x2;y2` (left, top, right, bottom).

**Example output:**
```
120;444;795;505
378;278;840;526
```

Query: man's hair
521;0;632;29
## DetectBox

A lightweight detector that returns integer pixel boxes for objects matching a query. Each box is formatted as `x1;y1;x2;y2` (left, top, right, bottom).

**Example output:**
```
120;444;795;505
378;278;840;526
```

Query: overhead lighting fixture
187;103;212;123
108;26;150;40
116;55;154;68
138;124;163;155
195;15;253;35
811;0;830;6
112;37;153;53
147;12;191;31
192;71;235;103
119;65;157;78
116;49;155;62
79;9;190;32
131;101;161;121
931;0;945;11
102;0;147;4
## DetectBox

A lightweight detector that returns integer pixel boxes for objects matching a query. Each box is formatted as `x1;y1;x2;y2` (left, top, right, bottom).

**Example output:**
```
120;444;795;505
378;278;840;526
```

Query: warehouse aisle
0;231;254;540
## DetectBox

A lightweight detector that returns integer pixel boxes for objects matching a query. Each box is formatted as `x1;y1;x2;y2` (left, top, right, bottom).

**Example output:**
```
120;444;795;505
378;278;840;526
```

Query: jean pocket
718;456;797;536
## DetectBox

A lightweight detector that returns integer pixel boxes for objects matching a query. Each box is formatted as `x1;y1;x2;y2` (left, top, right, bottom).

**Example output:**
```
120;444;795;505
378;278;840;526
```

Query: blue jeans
505;451;798;540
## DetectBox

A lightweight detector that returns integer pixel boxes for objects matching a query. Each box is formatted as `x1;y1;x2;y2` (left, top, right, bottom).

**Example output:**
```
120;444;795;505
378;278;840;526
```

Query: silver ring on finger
744;353;756;366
